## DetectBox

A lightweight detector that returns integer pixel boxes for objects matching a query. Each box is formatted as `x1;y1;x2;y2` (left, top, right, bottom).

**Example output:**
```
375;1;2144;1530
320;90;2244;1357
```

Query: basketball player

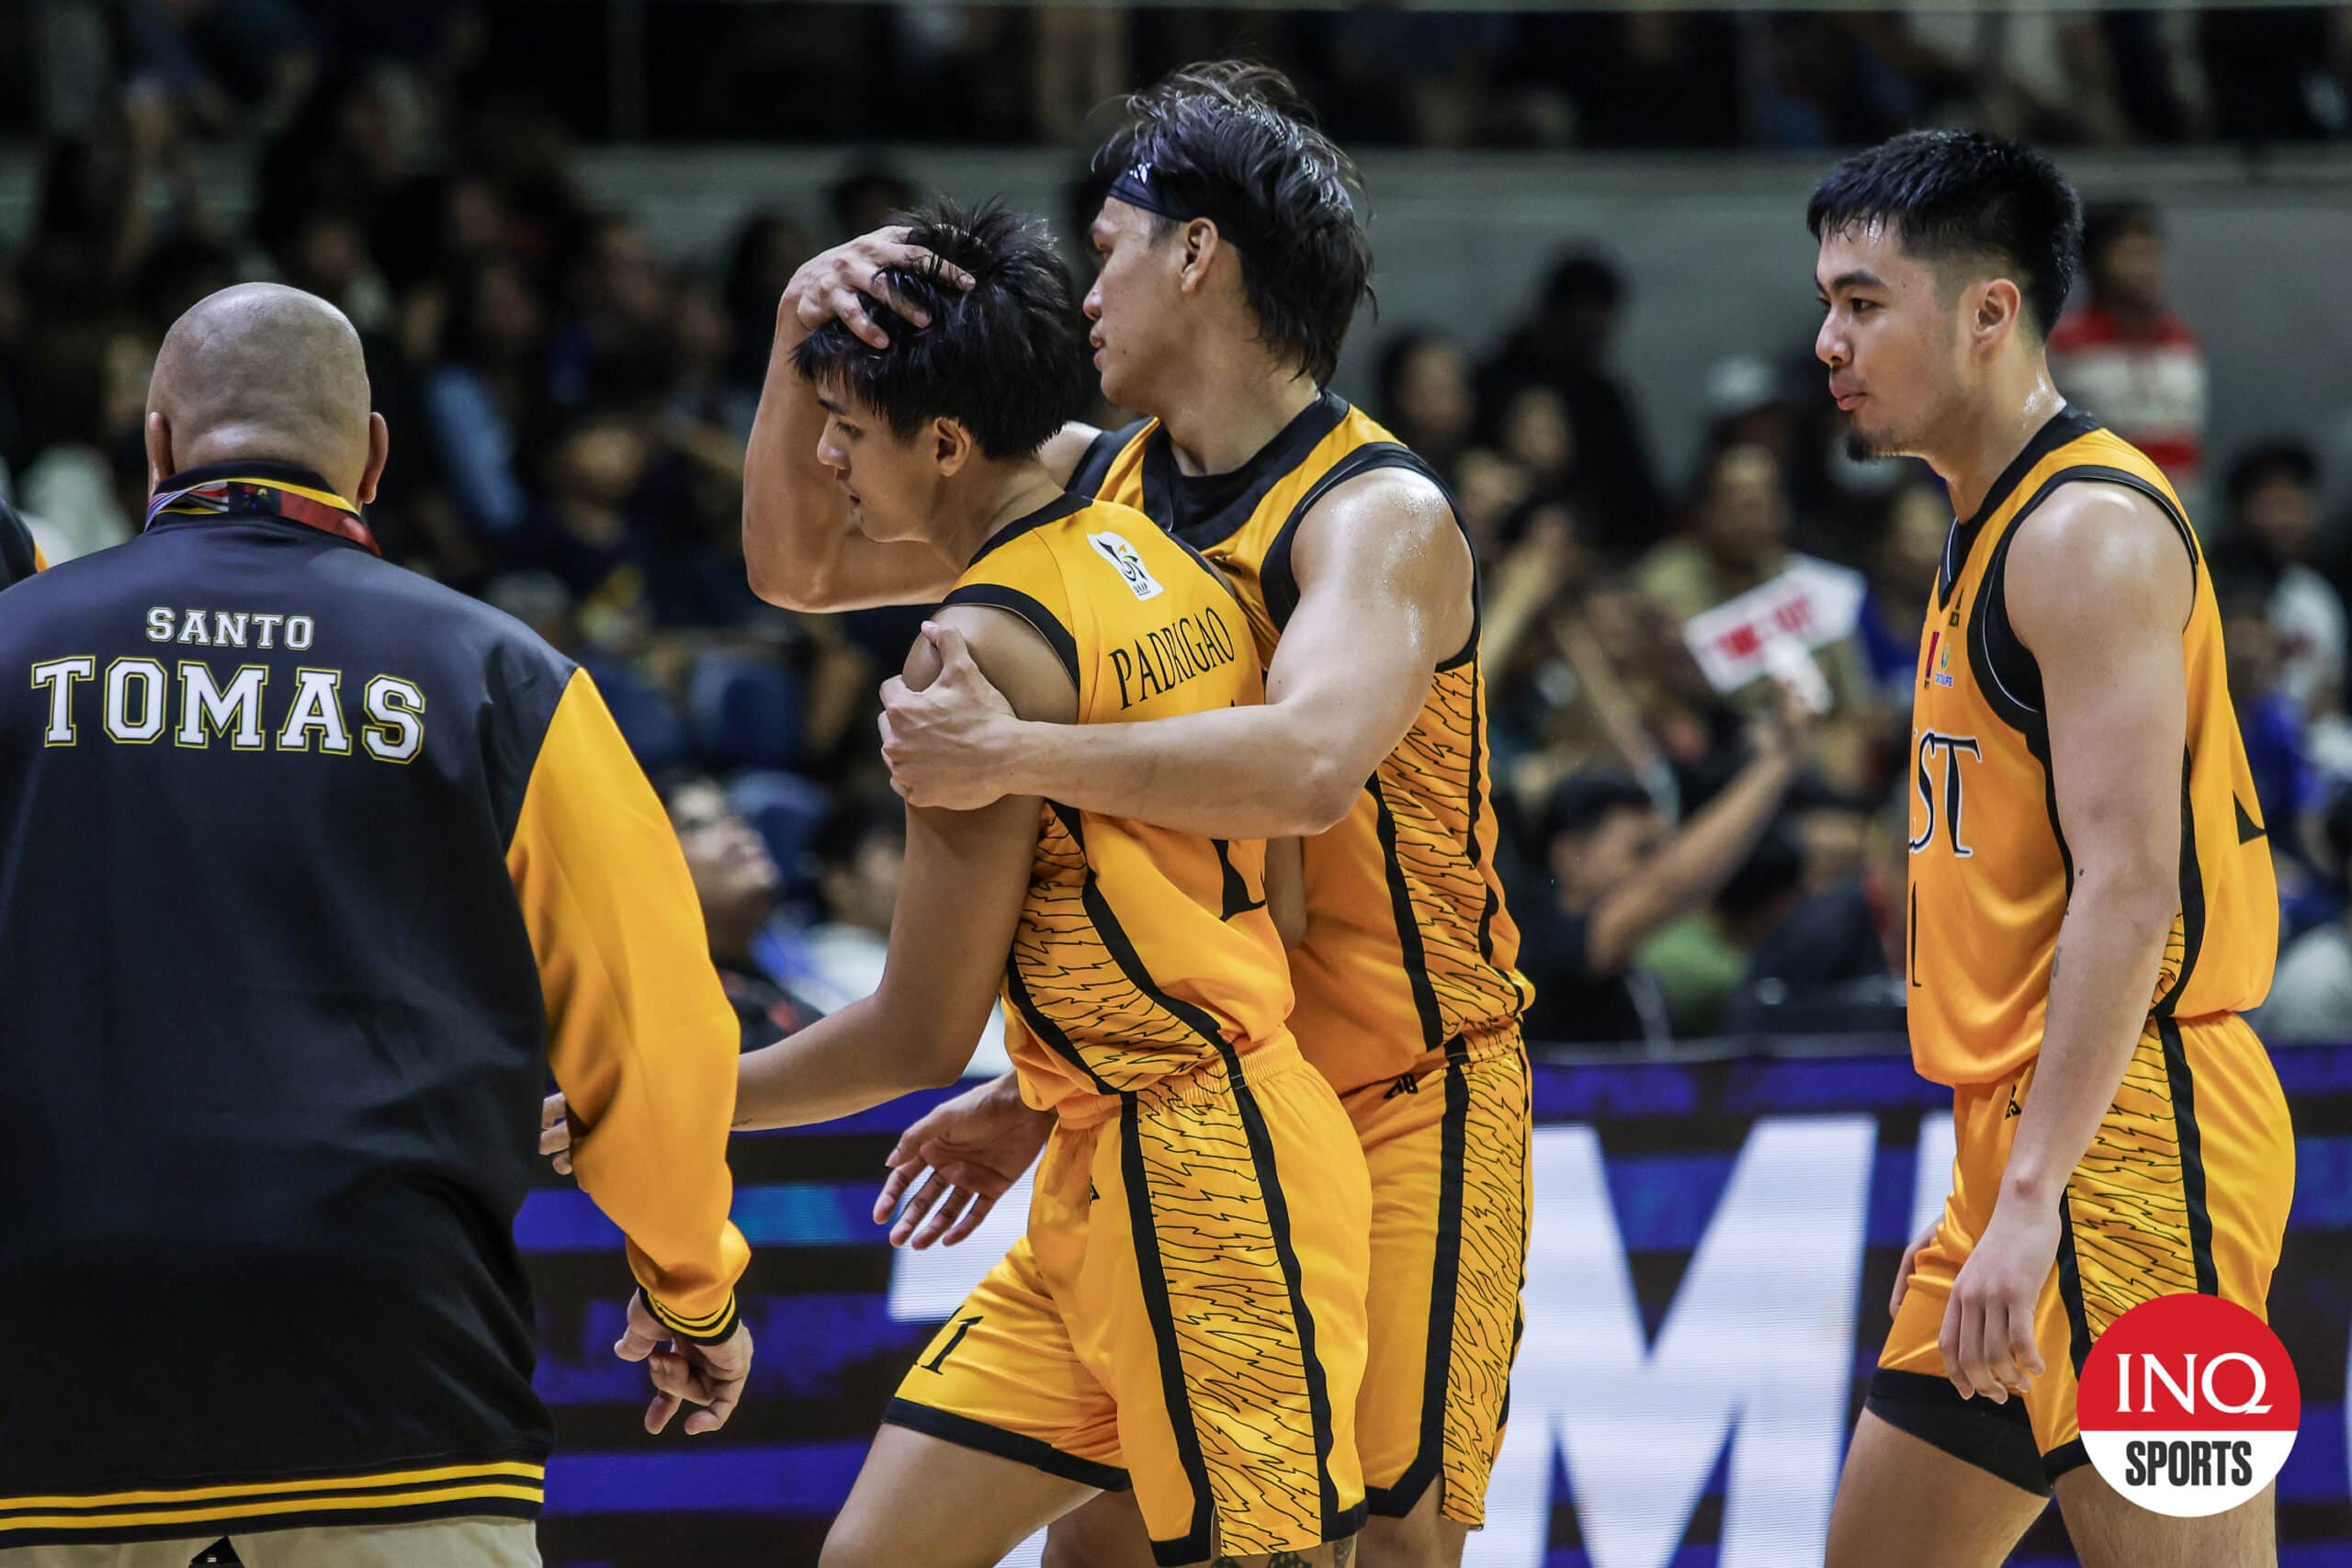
725;201;1368;1567
755;64;1529;1568
1807;132;2291;1566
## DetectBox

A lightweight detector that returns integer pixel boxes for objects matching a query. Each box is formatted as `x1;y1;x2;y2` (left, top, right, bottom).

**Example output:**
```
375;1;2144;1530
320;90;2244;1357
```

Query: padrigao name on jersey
1110;604;1239;710
28;654;425;761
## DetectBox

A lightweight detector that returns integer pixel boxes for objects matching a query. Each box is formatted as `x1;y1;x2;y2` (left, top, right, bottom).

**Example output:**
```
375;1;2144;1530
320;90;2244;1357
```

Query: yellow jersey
1906;408;2277;1086
1072;396;1529;1093
944;492;1296;1117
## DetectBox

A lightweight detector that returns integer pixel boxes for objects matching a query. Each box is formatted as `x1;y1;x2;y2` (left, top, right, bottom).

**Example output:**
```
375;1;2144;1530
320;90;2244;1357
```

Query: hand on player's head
786;227;978;351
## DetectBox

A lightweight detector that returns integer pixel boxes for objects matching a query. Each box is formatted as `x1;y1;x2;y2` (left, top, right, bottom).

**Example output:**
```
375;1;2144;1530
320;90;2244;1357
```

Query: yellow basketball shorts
1340;1027;1532;1527
886;1039;1372;1564
1871;1011;2293;1490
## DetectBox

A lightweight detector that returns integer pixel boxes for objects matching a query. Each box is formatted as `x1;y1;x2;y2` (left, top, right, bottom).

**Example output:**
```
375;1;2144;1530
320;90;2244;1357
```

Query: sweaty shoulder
2006;478;2194;649
1289;462;1476;644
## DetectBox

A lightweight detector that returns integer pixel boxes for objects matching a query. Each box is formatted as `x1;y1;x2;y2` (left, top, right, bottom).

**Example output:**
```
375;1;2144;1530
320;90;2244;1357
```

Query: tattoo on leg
1335;1539;1356;1568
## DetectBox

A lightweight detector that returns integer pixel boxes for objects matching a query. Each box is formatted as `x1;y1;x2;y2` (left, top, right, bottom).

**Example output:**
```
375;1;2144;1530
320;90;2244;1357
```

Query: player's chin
1843;420;1904;463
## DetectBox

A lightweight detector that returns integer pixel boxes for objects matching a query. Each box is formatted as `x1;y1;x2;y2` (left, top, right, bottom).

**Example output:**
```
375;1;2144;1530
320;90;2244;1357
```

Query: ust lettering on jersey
1073;394;1529;1093
1906;407;2278;1087
942;492;1295;1116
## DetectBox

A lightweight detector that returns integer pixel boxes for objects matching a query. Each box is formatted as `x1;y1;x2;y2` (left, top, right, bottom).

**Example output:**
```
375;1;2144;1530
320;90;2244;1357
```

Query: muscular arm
881;468;1476;838
1999;485;2196;1209
740;294;965;612
734;604;1075;1127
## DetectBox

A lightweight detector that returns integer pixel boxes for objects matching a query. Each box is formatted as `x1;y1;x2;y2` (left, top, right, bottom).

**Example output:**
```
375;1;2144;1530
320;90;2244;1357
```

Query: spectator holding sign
1637;442;1880;784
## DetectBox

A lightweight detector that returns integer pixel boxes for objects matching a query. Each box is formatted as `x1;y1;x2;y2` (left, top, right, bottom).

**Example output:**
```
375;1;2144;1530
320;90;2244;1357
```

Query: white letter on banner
1469;1118;1874;1568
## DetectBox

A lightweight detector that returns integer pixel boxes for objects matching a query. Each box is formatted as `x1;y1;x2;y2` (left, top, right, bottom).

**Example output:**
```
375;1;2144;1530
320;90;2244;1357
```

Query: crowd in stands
11;30;2352;1051
16;2;2352;151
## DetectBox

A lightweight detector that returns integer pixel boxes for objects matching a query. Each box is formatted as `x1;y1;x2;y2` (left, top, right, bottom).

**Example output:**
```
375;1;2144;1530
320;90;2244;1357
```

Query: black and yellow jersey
0;493;45;588
0;462;748;1543
944;491;1295;1119
1071;396;1528;1093
1906;409;2278;1086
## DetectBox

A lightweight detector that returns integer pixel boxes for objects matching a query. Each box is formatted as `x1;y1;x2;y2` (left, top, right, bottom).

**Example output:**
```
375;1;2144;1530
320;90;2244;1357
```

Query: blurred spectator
125;0;316;137
424;256;546;547
528;408;657;649
1519;683;1812;1047
658;771;821;1051
827;165;918;243
1724;800;1907;1033
723;209;816;391
1376;330;1476;481
792;794;906;1016
1488;382;1577;497
1478;251;1664;554
2256;794;2352;1043
1856;479;1951;703
1640;821;1811;1036
1637;442;1879;784
2048;202;2207;505
2217;570;2316;869
2211;441;2346;720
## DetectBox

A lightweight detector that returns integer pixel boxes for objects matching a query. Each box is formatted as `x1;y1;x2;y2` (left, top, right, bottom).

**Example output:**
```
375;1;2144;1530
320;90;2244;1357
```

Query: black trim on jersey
1120;1091;1218;1567
0;496;38;588
882;1399;1133;1492
1211;838;1266;919
1005;962;1116;1092
2056;1195;2095;1375
1079;874;1349;1546
1938;406;2103;609
2156;1014;2220;1295
2159;750;2209;1020
1863;1370;2052;1497
1366;1039;1471;1518
966;491;1093;569
1963;483;2074;892
1370;775;1448;1055
2041;1438;2091;1483
938;583;1080;693
1466;655;1503;981
1141;393;1348;553
1070;421;1150;500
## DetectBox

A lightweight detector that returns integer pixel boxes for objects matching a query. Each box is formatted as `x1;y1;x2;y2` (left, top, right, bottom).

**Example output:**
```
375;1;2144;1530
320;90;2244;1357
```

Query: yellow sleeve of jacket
506;668;752;1343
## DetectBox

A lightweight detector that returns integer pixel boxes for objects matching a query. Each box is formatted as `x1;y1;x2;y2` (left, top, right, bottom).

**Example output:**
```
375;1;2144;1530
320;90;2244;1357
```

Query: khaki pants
0;1517;538;1568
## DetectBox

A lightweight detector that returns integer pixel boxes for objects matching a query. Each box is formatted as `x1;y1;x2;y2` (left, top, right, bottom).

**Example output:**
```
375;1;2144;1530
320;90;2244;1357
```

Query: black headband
1105;163;1194;226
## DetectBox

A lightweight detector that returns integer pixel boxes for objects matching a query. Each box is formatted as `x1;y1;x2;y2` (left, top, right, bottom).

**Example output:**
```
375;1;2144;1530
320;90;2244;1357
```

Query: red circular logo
2077;1294;2299;1517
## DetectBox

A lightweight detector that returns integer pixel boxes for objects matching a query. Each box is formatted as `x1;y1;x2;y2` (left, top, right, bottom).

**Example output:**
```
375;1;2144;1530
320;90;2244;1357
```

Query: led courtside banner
523;1043;2352;1567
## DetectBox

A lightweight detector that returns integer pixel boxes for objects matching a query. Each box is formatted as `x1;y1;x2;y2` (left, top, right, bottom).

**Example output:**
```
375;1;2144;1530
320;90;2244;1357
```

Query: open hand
874;1074;1052;1248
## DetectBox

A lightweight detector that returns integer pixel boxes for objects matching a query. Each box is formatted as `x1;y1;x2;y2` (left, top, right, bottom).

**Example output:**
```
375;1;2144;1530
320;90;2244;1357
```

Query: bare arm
735;605;1075;1127
879;468;1476;838
741;230;973;612
2000;487;2194;1209
1583;691;1810;974
1938;482;2194;1403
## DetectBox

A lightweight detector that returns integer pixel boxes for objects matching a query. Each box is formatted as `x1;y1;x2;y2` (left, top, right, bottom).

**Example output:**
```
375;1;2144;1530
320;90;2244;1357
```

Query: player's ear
144;411;175;491
1974;277;2023;351
1178;218;1220;294
356;412;390;505
933;416;972;478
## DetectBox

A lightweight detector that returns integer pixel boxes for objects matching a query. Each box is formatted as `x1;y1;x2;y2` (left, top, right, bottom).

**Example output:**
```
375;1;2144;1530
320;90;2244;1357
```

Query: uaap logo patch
1089;532;1164;602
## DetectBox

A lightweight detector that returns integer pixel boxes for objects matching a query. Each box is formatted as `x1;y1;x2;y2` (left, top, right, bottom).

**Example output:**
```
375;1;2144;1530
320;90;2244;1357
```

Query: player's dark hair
1093;61;1373;386
791;199;1090;459
1806;130;2083;339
